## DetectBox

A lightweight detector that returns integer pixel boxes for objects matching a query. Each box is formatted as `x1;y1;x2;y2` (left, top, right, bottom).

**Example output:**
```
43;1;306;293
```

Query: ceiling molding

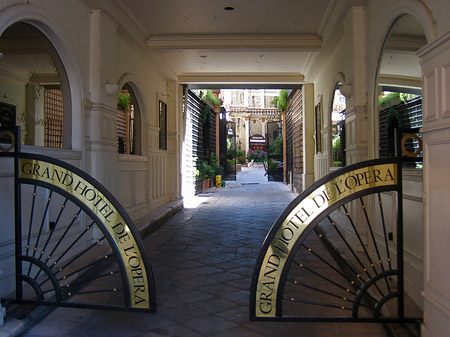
378;74;421;88
385;34;427;52
88;0;148;48
178;72;305;84
147;35;322;50
317;0;348;47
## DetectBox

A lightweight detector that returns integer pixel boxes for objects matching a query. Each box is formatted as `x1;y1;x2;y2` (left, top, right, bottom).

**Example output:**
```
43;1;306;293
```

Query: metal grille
44;88;63;148
220;119;236;181
203;104;216;158
116;109;127;153
285;89;303;190
186;90;204;194
379;98;422;158
266;120;283;181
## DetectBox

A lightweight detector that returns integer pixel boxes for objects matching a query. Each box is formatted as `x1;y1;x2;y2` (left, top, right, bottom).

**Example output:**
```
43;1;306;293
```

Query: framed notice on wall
159;100;167;150
0;102;16;127
0;102;16;144
314;100;322;153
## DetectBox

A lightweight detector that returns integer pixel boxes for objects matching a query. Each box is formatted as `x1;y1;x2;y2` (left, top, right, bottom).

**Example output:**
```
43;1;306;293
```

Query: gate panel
221;121;236;181
1;127;156;312
250;129;423;323
266;120;283;181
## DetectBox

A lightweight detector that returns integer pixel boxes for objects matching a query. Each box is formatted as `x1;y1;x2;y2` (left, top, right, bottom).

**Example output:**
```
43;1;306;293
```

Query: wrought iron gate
221;120;236;181
0;126;156;312
266;120;283;181
250;128;423;324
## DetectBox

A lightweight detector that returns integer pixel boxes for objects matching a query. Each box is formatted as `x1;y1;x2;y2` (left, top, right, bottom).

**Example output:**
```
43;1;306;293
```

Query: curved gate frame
250;128;423;323
0;126;156;312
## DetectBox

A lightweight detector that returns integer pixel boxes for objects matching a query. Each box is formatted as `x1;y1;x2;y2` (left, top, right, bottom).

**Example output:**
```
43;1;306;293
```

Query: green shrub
209;153;223;176
117;93;130;110
268;161;280;174
269;134;283;155
197;161;215;180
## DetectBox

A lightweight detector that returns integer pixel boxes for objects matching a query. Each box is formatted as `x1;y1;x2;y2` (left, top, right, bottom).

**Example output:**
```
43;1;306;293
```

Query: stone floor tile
157;303;210;323
173;288;215;304
199;282;241;296
210;326;265;337
189;265;224;275
223;289;251;306
186;315;237;335
192;297;238;314
216;306;249;324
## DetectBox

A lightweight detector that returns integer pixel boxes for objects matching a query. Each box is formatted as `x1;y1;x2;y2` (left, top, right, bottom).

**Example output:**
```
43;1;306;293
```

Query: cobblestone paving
21;167;389;337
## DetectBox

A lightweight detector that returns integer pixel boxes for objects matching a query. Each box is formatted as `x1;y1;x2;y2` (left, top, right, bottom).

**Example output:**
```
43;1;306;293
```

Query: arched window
377;15;425;165
116;83;141;155
331;83;346;167
0;22;71;148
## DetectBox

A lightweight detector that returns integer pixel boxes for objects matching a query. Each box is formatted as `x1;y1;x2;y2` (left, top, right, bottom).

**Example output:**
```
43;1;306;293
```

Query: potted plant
197;161;215;192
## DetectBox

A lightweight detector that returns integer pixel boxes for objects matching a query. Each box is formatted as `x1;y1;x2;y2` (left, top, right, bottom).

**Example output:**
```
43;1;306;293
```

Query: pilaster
417;30;450;337
84;102;118;194
344;105;368;165
167;81;182;201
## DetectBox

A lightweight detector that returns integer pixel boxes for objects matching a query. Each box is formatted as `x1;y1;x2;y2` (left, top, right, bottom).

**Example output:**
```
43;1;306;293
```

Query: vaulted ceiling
81;0;424;88
82;0;352;86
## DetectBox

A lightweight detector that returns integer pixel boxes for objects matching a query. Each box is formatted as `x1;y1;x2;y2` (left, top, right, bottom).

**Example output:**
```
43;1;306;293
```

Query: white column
85;10;119;193
244;117;250;154
418;30;450;337
344;6;368;166
167;81;182;201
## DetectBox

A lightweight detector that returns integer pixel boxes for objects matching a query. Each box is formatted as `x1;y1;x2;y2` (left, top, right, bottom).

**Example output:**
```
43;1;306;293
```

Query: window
159;100;167;150
0;23;71;148
231;90;245;106
248;90;262;108
116;83;141;155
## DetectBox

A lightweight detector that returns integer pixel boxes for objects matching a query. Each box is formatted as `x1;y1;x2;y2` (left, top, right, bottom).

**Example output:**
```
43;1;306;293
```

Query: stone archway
0;4;83;150
374;13;427;312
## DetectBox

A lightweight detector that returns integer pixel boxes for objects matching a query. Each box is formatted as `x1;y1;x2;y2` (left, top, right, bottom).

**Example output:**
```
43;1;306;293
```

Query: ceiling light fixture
224;6;235;11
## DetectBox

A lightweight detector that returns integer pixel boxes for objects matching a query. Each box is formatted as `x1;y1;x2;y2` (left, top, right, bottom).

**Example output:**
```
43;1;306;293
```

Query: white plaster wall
311;0;449;313
0;0;180;302
0;1;89;300
418;28;450;337
312;9;355;177
115;36;178;214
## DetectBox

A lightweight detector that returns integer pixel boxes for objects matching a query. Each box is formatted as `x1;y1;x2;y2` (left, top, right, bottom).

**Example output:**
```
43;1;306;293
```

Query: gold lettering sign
19;158;150;309
255;163;397;317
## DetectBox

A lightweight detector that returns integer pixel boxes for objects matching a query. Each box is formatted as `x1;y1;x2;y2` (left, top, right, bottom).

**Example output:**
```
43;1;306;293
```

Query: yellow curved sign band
255;163;397;317
19;158;150;309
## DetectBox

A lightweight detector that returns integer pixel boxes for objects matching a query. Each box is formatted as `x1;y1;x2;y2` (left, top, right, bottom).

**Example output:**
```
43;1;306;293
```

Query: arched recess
116;80;143;156
373;12;428;310
235;116;246;151
329;82;346;168
0;4;83;150
250;119;263;137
